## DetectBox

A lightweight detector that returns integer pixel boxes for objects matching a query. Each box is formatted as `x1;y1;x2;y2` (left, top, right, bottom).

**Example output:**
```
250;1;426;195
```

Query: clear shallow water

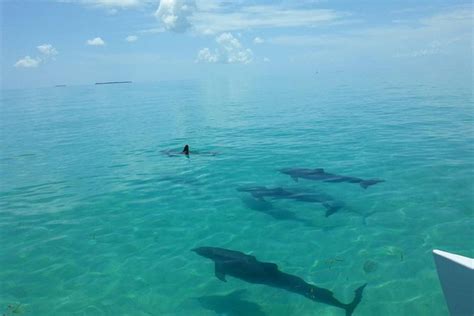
0;77;473;315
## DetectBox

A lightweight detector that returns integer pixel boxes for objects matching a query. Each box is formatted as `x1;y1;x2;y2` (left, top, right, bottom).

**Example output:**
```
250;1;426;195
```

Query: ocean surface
1;77;473;315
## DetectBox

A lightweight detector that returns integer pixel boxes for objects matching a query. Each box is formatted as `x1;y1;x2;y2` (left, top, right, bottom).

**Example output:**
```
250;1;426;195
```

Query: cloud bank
266;6;472;63
152;1;347;35
193;5;346;34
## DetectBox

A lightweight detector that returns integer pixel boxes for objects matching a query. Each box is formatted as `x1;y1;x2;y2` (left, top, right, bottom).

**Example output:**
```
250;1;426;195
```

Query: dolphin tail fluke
360;180;383;189
323;204;338;217
323;202;343;217
345;283;367;316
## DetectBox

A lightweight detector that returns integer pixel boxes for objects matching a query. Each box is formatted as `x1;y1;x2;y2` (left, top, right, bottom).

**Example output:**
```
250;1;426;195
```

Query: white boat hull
433;249;474;316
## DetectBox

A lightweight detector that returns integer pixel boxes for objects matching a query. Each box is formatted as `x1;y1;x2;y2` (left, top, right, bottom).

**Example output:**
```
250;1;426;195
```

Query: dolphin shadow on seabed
241;196;314;226
193;247;367;316
236;186;344;217
195;289;267;316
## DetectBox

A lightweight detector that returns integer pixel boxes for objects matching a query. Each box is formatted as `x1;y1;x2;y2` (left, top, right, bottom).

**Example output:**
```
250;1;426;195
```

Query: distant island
95;81;132;85
55;84;67;87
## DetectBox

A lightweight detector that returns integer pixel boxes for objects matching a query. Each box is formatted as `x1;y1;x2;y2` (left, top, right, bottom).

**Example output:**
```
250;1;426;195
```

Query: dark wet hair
182;144;190;155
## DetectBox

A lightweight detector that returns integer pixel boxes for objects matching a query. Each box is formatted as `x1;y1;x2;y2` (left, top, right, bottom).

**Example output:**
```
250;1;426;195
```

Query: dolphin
192;247;367;316
162;144;217;157
279;168;384;189
162;144;190;157
237;186;342;217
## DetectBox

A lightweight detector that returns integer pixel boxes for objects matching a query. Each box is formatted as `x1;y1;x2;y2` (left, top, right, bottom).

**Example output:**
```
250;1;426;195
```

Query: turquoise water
1;77;473;315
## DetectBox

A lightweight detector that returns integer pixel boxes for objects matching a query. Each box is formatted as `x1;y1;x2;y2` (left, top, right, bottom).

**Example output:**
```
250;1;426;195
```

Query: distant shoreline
95;81;132;85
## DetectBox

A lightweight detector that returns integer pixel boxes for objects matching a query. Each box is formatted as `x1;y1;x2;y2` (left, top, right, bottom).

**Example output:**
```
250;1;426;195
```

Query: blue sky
1;0;472;89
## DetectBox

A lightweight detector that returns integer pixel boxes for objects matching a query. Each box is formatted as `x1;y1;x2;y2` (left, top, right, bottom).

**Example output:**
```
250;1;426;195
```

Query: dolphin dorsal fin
182;145;190;155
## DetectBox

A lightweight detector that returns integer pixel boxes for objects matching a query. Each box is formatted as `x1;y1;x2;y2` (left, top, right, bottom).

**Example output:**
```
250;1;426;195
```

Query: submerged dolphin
193;247;367;316
237;186;342;217
279;168;384;189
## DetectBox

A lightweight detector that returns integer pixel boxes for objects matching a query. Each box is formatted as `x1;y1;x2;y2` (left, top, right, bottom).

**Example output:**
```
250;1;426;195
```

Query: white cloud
125;35;138;42
14;56;41;68
139;27;165;34
396;41;442;58
152;2;348;34
87;37;106;46
196;47;219;63
14;43;60;69
196;32;253;64
37;44;58;56
263;5;472;71
253;37;264;44
268;35;334;46
89;0;141;6
268;6;472;50
394;38;465;58
216;33;253;64
195;0;220;11
263;57;270;62
57;0;157;14
154;0;196;32
190;5;348;34
60;0;144;8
